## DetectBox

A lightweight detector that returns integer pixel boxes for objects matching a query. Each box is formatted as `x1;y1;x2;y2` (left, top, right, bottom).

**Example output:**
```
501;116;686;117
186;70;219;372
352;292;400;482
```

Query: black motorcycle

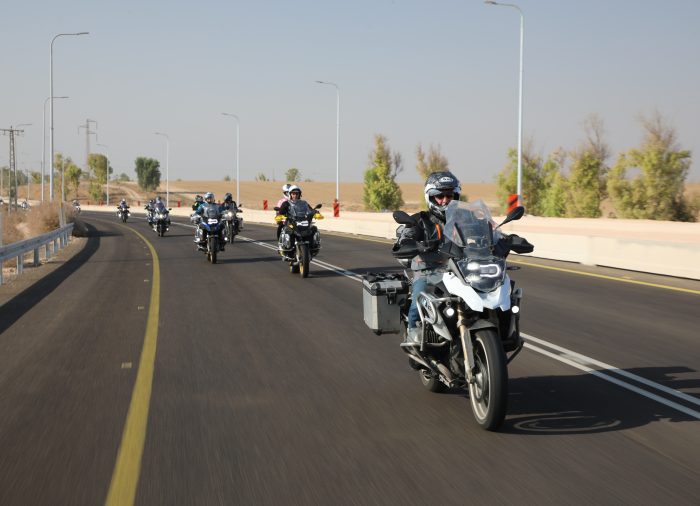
152;207;171;237
276;202;323;278
222;205;243;244
117;206;130;223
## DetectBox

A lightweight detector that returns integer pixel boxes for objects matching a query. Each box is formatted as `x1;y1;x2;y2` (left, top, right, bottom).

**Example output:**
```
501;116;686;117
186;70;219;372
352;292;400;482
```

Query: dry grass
1;203;74;246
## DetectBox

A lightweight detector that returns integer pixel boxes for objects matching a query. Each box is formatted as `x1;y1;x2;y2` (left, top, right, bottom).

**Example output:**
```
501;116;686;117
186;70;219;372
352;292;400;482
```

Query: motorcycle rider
275;184;292;239
145;199;155;224
276;185;303;217
153;196;171;230
394;171;462;347
192;192;225;251
192;194;204;212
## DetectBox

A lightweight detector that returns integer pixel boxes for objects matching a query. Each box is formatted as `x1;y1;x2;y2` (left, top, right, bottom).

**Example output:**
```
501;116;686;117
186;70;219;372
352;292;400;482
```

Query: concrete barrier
82;205;700;280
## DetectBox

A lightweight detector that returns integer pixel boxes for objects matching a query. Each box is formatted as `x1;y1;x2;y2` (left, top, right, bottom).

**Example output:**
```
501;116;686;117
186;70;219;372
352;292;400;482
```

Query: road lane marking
105;225;161;506
509;259;700;295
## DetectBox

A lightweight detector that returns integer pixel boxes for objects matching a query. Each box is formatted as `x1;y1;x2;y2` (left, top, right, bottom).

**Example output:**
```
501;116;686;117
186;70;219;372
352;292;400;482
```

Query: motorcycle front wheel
468;328;508;431
208;237;218;264
298;243;310;278
419;369;446;393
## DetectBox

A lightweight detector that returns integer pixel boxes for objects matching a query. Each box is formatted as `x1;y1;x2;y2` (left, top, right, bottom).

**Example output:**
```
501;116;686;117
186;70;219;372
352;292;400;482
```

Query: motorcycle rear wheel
468;328;507;431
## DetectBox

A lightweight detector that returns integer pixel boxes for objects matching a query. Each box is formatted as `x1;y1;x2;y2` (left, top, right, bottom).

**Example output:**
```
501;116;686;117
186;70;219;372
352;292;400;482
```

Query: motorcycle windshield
202;205;221;219
288;200;312;220
441;200;496;259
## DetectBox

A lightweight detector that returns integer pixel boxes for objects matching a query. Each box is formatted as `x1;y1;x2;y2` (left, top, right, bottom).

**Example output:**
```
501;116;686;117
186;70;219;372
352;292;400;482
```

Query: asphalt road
1;212;699;505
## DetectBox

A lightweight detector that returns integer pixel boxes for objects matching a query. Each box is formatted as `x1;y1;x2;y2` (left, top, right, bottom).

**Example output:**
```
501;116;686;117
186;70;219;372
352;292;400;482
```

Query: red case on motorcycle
362;274;409;335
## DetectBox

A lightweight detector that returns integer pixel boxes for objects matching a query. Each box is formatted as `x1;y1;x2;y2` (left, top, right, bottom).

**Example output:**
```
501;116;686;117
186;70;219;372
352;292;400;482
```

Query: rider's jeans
408;277;428;329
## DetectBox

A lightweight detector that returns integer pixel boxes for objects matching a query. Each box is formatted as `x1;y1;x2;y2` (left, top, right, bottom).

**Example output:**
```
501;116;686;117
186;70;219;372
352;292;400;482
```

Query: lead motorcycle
191;211;224;264
275;201;323;278
365;200;533;430
152;207;171;237
117;205;130;223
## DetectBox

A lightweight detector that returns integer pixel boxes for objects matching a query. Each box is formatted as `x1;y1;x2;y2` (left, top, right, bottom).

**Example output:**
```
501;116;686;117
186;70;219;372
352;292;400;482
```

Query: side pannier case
362;273;409;335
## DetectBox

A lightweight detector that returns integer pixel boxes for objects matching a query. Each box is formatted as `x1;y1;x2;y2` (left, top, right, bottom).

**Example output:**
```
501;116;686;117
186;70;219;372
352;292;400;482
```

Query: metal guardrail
0;223;75;285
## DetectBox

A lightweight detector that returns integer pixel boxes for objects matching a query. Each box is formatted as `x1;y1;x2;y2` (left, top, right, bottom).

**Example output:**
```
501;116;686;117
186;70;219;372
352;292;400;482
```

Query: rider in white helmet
275;183;293;239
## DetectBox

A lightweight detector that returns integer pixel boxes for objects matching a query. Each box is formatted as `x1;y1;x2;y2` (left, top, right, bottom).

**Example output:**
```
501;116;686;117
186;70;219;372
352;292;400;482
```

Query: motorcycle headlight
224;211;234;219
457;258;506;291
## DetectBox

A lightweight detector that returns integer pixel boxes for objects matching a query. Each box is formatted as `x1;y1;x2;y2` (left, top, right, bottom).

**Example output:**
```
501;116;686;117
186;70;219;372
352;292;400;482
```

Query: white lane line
525;342;700;420
522;332;700;409
178;222;700;419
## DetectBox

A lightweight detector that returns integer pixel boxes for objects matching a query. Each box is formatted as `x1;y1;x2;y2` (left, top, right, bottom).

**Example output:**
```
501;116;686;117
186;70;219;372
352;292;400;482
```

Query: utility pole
1;126;26;213
77;119;97;202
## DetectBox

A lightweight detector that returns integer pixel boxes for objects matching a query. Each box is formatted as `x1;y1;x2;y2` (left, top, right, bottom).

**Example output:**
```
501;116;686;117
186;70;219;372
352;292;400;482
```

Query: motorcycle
364;200;533;431
72;200;81;214
275;202;323;278
191;212;224;264
117;206;130;223
152;207;171;236
222;205;243;244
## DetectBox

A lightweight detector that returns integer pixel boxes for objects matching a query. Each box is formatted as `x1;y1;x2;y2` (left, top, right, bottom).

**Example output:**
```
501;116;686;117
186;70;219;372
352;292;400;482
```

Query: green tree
118;173;131;182
285;168;301;182
223;175;231;181
255;172;268;182
65;164;83;197
608;112;695;221
495;141;545;215
566;114;609;217
416;143;449;181
363;134;404;211
135;157;161;191
539;151;568;217
88;153;111;183
54;153;73;198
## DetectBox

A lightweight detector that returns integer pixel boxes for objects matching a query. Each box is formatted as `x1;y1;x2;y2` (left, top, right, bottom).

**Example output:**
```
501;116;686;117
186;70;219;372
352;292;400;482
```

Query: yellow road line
510;259;700;295
105;225;160;506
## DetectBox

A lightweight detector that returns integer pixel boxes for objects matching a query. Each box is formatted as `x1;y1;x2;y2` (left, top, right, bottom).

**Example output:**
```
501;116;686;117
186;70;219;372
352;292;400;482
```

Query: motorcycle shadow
497;367;699;435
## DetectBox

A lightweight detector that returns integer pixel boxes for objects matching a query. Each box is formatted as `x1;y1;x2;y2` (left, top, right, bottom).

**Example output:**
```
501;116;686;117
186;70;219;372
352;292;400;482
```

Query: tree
118;173;131;182
65;164;82;197
135;157;161;191
608;112;695;221
539;150;568;217
88;153;111;184
416;143;449;181
255;172;268;182
223;175;231;181
565;114;609;218
54;153;73;198
495;140;545;215
363;134;403;211
285;168;301;182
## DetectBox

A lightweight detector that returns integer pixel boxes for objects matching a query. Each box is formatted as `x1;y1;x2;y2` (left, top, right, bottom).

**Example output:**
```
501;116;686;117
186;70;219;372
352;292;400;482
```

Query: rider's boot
400;325;421;348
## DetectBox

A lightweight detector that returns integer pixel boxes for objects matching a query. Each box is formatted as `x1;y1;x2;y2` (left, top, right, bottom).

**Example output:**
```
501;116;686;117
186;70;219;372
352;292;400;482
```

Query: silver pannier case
362;274;409;335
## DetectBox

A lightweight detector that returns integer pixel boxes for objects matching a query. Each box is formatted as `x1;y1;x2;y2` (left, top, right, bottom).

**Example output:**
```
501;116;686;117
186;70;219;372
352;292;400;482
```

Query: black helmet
195;195;203;204
424;171;461;221
224;192;233;203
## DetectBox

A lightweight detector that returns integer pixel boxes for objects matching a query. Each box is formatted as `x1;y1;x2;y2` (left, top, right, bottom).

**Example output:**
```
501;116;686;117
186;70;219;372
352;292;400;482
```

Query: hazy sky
2;0;699;185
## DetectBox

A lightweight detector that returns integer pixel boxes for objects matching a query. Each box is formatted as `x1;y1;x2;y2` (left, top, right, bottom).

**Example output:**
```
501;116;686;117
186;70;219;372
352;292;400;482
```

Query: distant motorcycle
222;205;243;244
117;205;130;222
152;207;171;237
276;201;323;278
72;200;81;214
191;212;224;264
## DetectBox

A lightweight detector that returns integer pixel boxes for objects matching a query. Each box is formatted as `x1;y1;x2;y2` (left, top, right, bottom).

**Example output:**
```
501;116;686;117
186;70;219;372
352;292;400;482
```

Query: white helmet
282;183;292;198
287;185;302;198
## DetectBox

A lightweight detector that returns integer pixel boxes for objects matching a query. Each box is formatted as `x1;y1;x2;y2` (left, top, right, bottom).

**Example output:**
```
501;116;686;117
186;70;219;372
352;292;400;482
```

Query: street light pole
97;143;110;206
315;80;340;202
154;132;169;207
15;124;32;208
485;1;524;206
221;113;240;204
50;31;88;202
42;95;68;202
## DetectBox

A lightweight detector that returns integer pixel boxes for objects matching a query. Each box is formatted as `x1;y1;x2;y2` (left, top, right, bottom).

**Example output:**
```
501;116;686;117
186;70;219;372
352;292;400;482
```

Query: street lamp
50;31;89;202
42;95;68;202
154;132;169;207
221;112;240;204
485;1;524;207
315;80;340;203
97;143;110;206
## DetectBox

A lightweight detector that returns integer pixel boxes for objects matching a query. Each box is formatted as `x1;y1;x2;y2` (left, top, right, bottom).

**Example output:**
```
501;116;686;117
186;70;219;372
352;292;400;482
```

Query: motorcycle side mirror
274;206;280;211
168;208;172;211
496;205;525;229
315;203;322;209
393;210;416;226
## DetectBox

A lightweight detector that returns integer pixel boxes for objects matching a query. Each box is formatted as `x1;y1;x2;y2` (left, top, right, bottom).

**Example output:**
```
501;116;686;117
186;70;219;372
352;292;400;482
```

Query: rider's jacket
195;202;222;220
396;211;447;272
